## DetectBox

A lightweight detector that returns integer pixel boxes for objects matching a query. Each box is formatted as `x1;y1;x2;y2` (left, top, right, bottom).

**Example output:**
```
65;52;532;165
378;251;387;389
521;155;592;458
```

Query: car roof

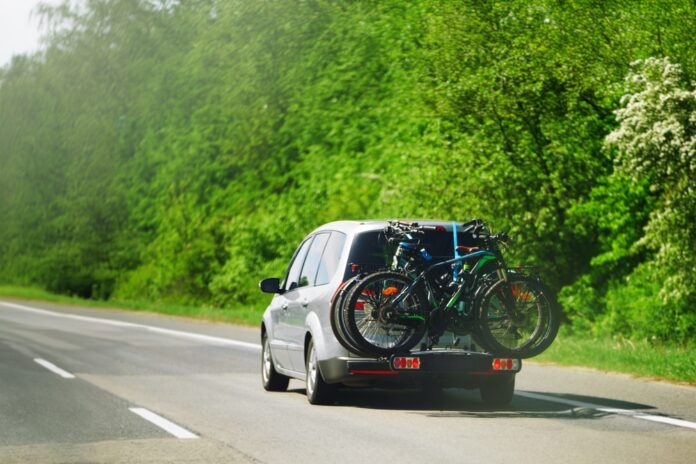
310;219;462;236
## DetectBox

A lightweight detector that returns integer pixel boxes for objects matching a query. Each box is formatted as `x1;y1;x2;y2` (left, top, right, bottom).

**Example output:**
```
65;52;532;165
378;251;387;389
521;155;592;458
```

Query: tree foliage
602;57;695;339
0;0;693;343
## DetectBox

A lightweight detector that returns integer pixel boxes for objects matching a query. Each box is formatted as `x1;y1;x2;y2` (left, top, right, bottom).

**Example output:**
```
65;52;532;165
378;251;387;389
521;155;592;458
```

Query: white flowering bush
604;57;695;339
608;58;696;182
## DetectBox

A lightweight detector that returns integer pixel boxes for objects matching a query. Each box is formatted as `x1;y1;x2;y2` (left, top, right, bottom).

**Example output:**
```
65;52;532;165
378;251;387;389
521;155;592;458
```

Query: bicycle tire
341;271;427;357
476;275;560;358
329;276;371;356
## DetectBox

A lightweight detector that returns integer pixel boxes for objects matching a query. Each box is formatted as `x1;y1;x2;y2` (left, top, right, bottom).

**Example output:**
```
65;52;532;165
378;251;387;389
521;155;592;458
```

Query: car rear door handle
301;299;309;307
281;303;288;311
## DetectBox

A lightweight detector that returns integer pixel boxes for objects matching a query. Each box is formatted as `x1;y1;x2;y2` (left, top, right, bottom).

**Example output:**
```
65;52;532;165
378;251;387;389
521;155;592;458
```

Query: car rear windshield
343;228;480;280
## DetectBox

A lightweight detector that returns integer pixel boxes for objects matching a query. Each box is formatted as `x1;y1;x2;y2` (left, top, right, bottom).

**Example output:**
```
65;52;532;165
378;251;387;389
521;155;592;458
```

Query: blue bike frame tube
452;222;461;280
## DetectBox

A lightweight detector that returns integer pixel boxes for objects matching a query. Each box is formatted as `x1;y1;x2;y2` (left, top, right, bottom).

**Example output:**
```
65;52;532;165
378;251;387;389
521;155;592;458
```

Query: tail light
492;358;519;371
330;281;347;305
392;356;420;370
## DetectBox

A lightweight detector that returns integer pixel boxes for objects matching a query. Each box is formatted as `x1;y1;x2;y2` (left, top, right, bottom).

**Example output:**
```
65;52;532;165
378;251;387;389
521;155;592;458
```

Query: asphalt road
1;299;694;464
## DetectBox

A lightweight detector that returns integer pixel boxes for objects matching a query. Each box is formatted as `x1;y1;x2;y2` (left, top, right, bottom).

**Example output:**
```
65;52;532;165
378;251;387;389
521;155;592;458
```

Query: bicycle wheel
476;275;560;358
342;271;427;357
330;275;370;355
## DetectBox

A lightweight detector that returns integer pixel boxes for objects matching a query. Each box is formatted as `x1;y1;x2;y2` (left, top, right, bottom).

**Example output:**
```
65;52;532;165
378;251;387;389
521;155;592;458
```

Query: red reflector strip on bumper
350;370;399;375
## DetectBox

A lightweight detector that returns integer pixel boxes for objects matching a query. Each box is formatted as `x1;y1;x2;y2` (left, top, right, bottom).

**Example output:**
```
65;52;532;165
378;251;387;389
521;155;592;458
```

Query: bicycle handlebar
386;220;445;234
385;219;510;245
461;218;486;234
490;232;510;247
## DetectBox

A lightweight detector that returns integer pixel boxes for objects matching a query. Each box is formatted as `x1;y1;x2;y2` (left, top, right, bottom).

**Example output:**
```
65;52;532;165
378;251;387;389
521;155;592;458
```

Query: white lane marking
145;326;260;350
1;301;139;328
516;391;696;431
129;407;198;439
0;301;261;351
34;358;75;379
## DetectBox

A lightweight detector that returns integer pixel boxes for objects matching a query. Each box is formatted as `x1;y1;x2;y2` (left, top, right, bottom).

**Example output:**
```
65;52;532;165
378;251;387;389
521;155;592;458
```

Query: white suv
260;220;520;405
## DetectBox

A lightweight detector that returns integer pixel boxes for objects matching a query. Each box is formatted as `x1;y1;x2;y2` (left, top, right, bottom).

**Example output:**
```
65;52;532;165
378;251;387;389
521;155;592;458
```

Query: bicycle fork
495;267;515;306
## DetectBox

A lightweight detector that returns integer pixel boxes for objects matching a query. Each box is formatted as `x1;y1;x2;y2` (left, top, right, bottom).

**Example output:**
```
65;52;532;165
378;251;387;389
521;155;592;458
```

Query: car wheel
480;374;515;406
262;332;289;391
305;339;337;405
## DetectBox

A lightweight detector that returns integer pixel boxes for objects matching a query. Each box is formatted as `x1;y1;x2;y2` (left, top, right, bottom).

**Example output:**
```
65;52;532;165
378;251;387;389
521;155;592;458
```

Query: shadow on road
287;387;655;419
529;392;653;410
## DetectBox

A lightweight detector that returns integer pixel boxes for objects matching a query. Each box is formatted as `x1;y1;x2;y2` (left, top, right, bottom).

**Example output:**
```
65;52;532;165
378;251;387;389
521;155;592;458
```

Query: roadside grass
535;331;696;385
0;285;264;327
2;285;694;384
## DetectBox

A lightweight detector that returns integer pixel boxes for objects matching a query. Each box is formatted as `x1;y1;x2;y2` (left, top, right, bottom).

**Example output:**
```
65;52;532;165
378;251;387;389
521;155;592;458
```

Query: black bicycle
333;220;560;358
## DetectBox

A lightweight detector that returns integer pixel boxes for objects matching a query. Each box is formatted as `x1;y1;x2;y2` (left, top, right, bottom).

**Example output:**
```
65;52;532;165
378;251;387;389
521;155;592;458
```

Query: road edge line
0;300;261;351
516;390;696;430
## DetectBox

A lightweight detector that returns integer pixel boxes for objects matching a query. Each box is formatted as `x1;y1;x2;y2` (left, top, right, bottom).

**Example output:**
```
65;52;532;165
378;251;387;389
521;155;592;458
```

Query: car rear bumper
318;350;521;388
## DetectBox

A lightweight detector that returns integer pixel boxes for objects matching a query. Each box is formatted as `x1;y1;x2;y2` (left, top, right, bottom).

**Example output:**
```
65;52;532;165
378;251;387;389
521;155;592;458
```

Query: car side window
284;237;314;292
298;233;330;288
315;232;347;286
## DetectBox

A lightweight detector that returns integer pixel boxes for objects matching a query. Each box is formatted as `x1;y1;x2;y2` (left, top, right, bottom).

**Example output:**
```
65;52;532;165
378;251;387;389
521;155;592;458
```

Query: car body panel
266;294;292;369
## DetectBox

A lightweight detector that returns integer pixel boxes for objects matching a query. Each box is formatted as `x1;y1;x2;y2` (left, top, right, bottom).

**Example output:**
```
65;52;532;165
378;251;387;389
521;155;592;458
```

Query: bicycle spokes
482;280;546;351
350;277;423;349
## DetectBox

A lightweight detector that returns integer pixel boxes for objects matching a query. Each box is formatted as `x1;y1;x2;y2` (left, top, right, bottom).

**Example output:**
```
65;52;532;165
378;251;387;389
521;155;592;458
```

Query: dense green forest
0;0;693;344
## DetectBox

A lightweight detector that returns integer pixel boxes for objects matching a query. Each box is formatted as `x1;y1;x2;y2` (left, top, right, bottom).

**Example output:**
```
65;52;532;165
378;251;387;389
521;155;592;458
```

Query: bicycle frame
391;249;498;311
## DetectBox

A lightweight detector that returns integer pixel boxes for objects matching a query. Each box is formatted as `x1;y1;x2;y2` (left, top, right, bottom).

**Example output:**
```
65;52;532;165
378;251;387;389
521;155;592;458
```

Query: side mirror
259;277;281;294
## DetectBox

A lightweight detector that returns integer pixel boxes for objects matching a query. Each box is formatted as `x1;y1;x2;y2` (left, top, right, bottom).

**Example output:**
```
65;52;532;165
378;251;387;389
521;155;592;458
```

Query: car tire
305;339;337;405
479;374;515;406
262;332;289;392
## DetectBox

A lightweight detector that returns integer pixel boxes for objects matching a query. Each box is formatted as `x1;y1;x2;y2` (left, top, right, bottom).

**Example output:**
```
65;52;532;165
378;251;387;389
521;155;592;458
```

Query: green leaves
606;57;696;316
0;0;694;342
